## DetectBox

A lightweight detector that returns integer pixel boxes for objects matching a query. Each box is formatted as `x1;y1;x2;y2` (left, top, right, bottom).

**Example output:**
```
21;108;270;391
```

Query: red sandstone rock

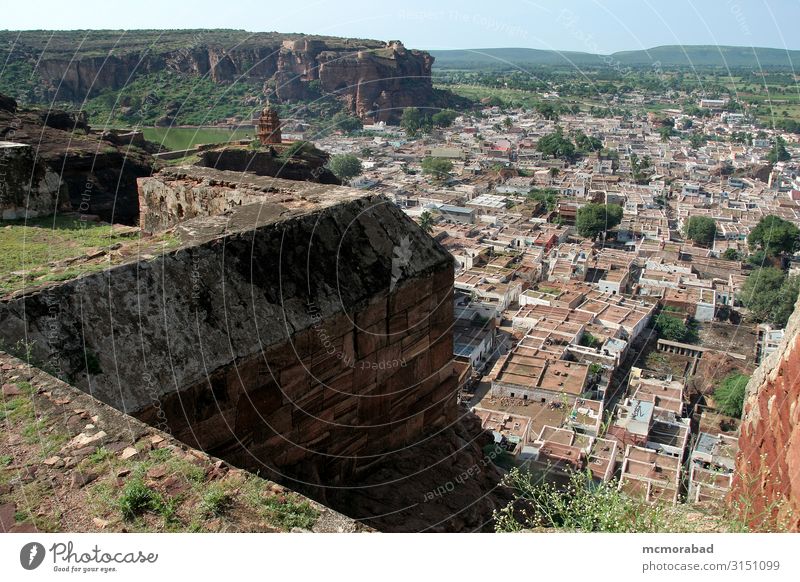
732;298;800;531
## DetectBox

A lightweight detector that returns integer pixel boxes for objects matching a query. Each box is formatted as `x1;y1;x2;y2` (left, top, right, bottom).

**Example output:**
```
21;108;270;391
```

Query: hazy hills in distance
429;45;800;69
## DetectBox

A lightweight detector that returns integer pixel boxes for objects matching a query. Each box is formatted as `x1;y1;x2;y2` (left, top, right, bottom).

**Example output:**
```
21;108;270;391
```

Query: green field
142;127;255;151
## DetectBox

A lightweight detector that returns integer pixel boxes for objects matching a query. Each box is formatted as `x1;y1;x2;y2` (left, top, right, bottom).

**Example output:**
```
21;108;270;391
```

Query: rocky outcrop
138;167;351;233
197;144;340;185
0;94;154;223
731;295;800;531
0;179;512;530
1;31;436;123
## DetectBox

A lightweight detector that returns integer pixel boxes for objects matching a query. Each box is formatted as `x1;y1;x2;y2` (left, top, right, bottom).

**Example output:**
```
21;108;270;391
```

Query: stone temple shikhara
257;101;283;145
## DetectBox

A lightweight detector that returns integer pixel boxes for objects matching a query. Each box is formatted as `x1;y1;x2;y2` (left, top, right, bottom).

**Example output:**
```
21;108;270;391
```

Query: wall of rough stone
138;167;360;233
1;181;459;486
0;141;66;220
731;296;800;531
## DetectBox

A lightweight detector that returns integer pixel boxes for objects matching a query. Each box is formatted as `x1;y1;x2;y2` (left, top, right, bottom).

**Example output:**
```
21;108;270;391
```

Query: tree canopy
400;107;428;136
421;157;453;180
327;154;363;181
747;215;800;256
766;136;791;164
575;203;623;240
722;248;741;261
573;130;602;152
329;111;363;133
536;127;576;161
684;215;717;247
737;267;800;327
431;109;458;128
629;153;653;184
654;312;694;342
534;102;559;121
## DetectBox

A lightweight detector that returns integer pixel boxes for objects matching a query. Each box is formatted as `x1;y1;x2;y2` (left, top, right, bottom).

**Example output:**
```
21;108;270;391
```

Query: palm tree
419;211;435;234
549;167;560;185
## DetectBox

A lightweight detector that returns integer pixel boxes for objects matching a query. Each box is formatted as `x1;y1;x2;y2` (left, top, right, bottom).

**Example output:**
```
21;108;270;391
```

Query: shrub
495;469;688;532
713;373;749;418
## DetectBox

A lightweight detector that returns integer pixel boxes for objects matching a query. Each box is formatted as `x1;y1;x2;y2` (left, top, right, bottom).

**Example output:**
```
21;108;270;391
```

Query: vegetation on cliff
495;469;746;533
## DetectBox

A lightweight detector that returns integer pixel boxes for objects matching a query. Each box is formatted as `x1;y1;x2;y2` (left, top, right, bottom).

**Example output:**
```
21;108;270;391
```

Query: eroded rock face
0;95;154;223
731;296;800;531
137;167;355;233
2;32;435;123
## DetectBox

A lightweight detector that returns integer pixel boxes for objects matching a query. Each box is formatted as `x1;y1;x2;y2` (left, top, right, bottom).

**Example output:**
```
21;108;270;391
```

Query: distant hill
430;45;800;69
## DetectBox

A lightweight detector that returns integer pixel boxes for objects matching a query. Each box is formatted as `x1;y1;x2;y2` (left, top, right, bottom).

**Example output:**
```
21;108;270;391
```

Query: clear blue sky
3;0;799;53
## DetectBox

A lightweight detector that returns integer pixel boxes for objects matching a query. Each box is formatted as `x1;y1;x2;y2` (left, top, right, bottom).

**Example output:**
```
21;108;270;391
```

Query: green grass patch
118;477;162;521
199;483;233;518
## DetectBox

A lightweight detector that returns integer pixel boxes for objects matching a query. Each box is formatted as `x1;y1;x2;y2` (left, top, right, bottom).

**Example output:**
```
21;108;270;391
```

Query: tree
684;216;717;247
431;109;458;128
400;107;427;137
536;127;576;161
654;312;692;342
418;210;435;234
688;132;707;149
658;126;675;142
722;248;741;261
629;153;653;184
421;157;453;180
771;275;800;327
527;188;558;212
713;373;749;417
327;154;362;181
766;136;790;163
534;102;559;121
279;140;314;160
747;215;800;256
503;116;513;129
574;131;602;152
579;332;601;348
738;267;799;327
576;203;623;240
330;112;362;133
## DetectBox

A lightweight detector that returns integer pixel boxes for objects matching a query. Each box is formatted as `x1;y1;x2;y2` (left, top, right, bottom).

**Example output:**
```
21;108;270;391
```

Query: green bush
495;469;689;532
654;312;695;342
713;373;749;418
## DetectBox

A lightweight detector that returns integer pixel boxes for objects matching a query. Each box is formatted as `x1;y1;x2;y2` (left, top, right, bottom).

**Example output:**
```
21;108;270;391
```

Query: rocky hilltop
0;93;154;224
0;30;436;123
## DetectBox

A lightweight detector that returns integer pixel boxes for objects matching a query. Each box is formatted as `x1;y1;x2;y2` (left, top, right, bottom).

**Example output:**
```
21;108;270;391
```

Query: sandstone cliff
0;30;436;123
732;295;800;531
